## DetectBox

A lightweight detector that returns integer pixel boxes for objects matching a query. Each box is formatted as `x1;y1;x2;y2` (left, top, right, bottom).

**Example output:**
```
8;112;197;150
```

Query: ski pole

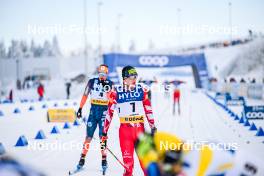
78;118;128;170
106;147;128;170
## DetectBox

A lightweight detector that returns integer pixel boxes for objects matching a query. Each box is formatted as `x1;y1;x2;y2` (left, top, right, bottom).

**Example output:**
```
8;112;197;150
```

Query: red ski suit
37;85;44;98
103;85;155;176
173;89;180;103
170;80;184;104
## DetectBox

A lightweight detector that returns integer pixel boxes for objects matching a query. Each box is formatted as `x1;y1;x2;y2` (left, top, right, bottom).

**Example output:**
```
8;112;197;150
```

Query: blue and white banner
103;53;208;88
244;106;264;120
225;94;246;106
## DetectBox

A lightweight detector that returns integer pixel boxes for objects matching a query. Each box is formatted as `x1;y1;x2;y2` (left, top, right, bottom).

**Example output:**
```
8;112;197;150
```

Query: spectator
248;29;253;39
37;83;44;101
65;81;71;99
16;80;21;90
8;89;13;103
23;76;30;89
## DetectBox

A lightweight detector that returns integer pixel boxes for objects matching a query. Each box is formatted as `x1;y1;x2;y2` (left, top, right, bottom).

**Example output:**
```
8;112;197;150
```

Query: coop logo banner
244;106;264;120
139;56;169;67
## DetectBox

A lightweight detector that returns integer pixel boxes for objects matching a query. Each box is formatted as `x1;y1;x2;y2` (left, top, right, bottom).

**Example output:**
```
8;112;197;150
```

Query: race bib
120;115;144;124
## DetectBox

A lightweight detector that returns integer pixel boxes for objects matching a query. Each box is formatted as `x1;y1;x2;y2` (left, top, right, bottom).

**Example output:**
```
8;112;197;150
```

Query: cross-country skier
75;64;113;174
138;77;157;102
101;66;157;176
163;80;170;99
37;82;44;101
0;154;45;176
170;80;185;116
136;131;264;176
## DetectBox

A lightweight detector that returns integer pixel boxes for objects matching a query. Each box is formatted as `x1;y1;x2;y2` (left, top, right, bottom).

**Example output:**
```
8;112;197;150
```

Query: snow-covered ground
0;38;264;175
205;38;264;81
0;85;263;175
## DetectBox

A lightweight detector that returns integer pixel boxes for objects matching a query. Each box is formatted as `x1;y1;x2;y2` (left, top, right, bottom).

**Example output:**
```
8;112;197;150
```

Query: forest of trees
0;36;61;58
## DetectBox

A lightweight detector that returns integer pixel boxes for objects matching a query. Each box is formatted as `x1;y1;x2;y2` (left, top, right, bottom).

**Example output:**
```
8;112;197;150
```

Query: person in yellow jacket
135;131;264;176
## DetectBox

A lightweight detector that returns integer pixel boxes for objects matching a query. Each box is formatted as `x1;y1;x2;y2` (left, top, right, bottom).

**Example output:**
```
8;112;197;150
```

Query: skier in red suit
101;66;157;176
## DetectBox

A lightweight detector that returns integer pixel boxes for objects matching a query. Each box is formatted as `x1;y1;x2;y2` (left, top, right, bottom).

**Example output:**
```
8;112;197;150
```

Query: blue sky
0;0;263;53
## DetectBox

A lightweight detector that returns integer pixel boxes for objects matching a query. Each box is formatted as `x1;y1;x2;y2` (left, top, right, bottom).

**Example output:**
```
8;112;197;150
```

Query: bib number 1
130;102;135;112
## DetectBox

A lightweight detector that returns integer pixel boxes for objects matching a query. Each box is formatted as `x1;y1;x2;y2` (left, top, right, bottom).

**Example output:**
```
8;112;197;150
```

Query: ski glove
76;108;82;118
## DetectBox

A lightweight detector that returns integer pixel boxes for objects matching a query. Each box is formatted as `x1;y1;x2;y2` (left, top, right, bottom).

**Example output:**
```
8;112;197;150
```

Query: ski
102;165;107;175
68;166;84;175
69;166;107;175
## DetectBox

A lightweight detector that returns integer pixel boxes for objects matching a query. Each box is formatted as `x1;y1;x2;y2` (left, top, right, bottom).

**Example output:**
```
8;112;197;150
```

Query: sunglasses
126;75;138;80
99;72;107;77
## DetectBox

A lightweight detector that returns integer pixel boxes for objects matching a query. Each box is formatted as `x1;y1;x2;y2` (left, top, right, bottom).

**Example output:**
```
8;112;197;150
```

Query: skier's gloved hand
101;140;107;151
101;133;108;150
76;108;82;118
151;127;157;136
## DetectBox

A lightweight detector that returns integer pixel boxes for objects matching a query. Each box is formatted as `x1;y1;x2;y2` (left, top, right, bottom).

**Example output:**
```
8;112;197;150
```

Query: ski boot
77;154;85;169
102;159;108;175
